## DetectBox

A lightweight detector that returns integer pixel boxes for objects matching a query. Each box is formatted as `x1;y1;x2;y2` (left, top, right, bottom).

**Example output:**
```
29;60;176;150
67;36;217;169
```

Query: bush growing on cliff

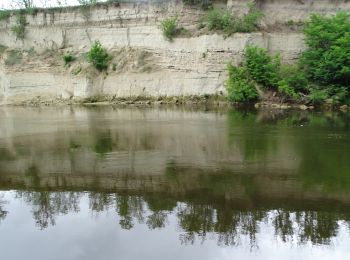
87;41;110;71
226;64;258;102
300;12;350;93
226;45;304;103
63;53;75;66
161;17;178;41
244;45;281;89
205;2;263;35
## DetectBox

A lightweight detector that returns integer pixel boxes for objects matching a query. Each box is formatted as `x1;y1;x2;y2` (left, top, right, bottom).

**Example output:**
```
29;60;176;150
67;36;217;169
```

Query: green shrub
244;45;281;89
0;10;11;21
206;9;234;33
205;2;263;35
277;81;300;100
87;41;110;71
63;53;75;65
300;12;350;88
226;64;258;102
237;2;264;32
161;17;178;41
277;64;307;100
308;88;329;104
11;14;27;40
226;46;305;102
278;64;308;93
327;86;349;104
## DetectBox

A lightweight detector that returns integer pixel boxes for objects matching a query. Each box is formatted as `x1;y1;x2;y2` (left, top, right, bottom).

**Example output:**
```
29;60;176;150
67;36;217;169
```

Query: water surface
0;106;350;260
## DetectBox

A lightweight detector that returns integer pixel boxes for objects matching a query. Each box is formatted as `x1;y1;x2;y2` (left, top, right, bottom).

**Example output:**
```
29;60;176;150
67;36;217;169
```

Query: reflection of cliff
1;107;350;199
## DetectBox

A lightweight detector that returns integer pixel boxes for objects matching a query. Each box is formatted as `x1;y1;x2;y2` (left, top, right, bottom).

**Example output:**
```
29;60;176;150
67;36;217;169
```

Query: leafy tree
244;45;281;89
300;12;350;88
226;64;258;102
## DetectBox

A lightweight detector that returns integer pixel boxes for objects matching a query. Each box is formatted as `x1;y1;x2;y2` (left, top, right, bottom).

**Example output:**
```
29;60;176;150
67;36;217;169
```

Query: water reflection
1;190;349;247
0;106;350;254
0;194;7;223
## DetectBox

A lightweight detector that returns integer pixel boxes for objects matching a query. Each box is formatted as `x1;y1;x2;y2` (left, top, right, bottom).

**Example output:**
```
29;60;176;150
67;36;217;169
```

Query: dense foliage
226;64;258;102
244;46;280;89
87;41;110;71
226;11;350;105
63;53;75;66
300;12;350;104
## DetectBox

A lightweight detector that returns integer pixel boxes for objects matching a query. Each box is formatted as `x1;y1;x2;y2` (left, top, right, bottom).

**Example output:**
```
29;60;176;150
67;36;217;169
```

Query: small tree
244;45;281;89
87;41;110;71
300;12;350;88
161;17;178;41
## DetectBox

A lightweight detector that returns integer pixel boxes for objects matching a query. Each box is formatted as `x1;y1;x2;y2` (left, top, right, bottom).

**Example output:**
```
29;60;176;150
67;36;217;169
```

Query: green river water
0;106;349;260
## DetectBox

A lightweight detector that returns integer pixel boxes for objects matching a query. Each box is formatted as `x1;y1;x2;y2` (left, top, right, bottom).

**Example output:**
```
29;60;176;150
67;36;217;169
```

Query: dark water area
0;106;350;260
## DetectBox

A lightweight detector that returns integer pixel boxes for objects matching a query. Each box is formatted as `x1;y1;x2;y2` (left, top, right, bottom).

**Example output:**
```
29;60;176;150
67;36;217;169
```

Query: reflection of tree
272;210;294;242
16;191;81;229
89;192;112;213
12;190;350;246
0;195;7;224
294;114;350;192
92;131;113;155
177;204;215;243
144;195;176;230
227;110;278;161
24;165;40;187
227;110;350;193
116;195;145;230
296;211;338;245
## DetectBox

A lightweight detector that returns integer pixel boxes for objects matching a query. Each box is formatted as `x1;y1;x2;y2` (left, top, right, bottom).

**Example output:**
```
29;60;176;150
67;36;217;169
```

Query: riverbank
2;94;350;113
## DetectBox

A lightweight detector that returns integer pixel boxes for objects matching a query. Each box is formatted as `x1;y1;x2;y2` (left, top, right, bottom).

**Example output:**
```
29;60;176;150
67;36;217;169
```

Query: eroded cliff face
0;0;349;103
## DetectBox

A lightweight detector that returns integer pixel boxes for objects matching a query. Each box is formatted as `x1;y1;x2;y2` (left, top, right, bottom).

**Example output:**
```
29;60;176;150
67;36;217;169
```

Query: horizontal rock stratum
0;0;349;103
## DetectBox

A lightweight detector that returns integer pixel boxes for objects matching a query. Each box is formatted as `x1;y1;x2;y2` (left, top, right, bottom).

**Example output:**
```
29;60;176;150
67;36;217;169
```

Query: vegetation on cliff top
226;11;350;107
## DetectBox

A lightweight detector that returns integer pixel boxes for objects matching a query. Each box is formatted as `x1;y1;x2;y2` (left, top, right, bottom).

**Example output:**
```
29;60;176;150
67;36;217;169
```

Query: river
0;106;349;260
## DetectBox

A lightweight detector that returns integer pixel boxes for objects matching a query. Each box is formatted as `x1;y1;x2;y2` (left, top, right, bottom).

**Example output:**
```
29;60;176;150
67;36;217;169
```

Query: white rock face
0;0;348;103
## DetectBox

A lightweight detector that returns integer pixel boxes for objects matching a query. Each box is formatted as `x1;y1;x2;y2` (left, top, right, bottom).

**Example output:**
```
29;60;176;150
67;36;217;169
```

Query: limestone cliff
0;0;349;103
